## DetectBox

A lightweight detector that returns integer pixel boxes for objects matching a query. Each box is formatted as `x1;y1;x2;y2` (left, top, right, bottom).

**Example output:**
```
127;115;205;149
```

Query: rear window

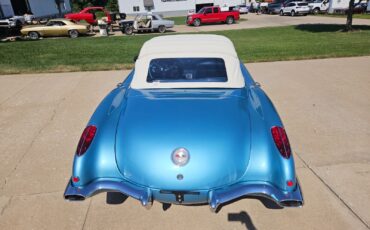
298;3;308;6
147;58;228;83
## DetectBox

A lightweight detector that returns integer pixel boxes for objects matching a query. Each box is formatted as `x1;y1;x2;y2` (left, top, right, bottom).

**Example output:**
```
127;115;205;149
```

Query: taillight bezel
76;125;97;156
271;126;291;159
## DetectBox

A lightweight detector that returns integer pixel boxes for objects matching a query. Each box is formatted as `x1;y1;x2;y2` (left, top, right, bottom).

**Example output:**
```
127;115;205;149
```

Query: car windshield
198;8;205;13
147;58;228;83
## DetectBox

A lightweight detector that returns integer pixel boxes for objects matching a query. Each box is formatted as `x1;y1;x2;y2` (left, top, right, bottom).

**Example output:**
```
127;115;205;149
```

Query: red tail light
271;126;291;159
76;125;97;156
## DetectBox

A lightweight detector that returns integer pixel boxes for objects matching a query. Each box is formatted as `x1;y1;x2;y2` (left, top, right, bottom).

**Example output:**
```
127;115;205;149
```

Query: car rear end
63;35;303;211
268;1;284;14
296;2;310;14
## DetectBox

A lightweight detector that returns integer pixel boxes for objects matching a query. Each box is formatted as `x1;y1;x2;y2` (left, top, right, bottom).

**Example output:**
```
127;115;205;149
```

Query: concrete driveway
0;56;369;229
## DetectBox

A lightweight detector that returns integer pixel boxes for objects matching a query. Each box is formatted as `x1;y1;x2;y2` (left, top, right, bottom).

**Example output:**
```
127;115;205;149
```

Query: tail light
271;126;291;159
76;125;97;156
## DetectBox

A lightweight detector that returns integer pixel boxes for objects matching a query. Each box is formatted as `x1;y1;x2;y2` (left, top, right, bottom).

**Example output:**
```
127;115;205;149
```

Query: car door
209;7;220;23
57;21;69;36
202;7;213;23
42;21;60;37
284;3;295;13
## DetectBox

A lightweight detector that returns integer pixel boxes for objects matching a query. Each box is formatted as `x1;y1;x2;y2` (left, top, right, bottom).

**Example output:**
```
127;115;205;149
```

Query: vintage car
64;7;112;25
64;35;304;211
20;19;89;39
119;13;174;35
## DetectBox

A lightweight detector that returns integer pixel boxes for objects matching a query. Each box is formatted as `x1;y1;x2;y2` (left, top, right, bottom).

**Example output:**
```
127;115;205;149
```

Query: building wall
28;0;72;18
119;0;245;16
328;0;361;13
0;0;14;17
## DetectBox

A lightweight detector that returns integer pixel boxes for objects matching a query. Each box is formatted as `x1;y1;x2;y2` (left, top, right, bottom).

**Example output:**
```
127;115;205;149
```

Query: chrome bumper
64;178;303;211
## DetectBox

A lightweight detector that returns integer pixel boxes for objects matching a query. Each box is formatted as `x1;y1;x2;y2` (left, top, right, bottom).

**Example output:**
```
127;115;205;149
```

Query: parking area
2;13;370;41
173;13;370;33
0;56;369;229
94;13;370;36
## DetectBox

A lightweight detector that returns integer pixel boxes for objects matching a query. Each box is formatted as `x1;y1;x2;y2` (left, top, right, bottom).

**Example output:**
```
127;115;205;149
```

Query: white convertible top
131;35;245;89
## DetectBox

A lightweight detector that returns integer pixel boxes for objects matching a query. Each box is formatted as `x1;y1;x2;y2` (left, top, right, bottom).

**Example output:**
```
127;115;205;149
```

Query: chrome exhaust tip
65;195;85;201
280;200;303;208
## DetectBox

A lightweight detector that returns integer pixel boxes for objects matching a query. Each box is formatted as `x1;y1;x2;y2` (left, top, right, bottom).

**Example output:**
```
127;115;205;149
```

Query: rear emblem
172;148;190;167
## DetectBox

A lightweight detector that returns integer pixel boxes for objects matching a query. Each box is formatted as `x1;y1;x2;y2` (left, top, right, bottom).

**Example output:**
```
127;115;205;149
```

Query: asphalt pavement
0;56;369;229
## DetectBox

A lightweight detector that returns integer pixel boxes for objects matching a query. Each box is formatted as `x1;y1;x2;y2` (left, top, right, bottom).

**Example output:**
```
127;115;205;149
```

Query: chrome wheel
158;25;166;33
69;30;79;38
125;26;133;35
226;16;234;25
28;31;39;40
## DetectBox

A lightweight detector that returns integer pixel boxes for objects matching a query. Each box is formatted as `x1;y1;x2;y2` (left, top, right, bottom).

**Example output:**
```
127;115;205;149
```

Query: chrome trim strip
209;179;304;211
64;178;303;211
64;180;152;208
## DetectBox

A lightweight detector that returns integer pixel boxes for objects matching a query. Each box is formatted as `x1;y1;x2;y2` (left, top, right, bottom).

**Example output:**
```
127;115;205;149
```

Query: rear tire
280;10;284;16
313;8;319;15
291;10;295;16
226;16;234;25
158;25;166;33
28;31;39;40
193;18;201;27
68;29;79;38
124;26;133;35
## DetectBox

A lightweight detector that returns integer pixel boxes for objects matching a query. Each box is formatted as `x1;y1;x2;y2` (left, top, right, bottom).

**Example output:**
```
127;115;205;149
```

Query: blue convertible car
64;35;304;211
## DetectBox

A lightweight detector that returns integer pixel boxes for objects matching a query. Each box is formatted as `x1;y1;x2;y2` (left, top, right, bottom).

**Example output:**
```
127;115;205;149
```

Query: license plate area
159;190;200;203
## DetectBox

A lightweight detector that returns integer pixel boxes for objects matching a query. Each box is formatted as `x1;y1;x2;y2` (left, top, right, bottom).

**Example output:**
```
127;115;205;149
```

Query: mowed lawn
315;14;370;20
1;24;370;74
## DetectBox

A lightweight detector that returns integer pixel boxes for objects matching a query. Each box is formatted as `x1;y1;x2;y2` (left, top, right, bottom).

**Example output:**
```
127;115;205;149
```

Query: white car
308;0;329;14
235;4;249;14
280;2;310;16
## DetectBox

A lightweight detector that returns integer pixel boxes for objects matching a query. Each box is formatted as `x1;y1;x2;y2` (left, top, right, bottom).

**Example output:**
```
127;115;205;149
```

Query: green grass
1;24;370;74
165;16;187;25
315;13;370;19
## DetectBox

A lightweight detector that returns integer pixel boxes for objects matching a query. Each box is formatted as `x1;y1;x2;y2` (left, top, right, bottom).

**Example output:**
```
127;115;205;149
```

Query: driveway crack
295;152;370;229
0;197;12;216
0;78;38;107
82;199;92;230
0;101;62;193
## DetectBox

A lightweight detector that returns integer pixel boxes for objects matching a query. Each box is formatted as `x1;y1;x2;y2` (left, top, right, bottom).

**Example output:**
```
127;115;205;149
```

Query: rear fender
240;65;296;192
71;71;134;186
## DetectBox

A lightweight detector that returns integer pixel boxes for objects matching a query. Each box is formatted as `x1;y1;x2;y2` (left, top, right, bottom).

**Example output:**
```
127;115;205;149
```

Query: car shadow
106;192;129;205
294;23;370;32
216;196;282;213
228;211;257;230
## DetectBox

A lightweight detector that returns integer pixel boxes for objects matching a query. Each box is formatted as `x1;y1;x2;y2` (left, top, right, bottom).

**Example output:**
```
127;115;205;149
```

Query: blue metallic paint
65;63;303;209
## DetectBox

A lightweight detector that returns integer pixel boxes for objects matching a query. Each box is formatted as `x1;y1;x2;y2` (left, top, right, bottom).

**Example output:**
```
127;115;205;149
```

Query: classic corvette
21;19;89;39
64;35;304;211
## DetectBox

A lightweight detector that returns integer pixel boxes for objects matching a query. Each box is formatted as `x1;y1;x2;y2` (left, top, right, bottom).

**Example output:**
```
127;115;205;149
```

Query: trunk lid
115;89;251;190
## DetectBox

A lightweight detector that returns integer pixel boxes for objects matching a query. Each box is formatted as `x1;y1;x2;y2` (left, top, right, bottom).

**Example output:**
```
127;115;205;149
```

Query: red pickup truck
186;6;240;27
64;7;112;25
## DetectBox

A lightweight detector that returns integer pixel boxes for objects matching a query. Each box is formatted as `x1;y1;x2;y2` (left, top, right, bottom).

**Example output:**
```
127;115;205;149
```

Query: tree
106;0;119;12
345;0;368;31
55;0;62;16
71;0;108;11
